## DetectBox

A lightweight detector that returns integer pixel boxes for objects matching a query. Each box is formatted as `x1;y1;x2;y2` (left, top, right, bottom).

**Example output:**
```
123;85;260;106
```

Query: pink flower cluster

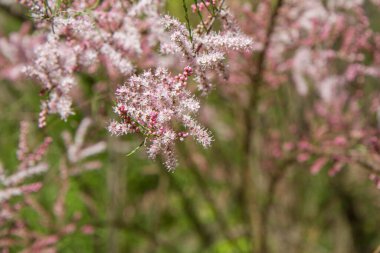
105;1;254;169
0;0;255;170
108;66;212;170
20;0;162;125
160;9;255;94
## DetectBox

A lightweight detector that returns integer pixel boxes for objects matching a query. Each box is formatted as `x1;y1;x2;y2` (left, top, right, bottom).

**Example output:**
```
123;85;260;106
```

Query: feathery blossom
108;66;212;170
24;36;77;121
196;51;226;69
160;7;255;94
228;0;380;97
199;31;254;52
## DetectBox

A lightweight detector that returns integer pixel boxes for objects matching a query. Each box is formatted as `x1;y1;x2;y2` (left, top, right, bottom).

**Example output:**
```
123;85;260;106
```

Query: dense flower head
108;66;212;170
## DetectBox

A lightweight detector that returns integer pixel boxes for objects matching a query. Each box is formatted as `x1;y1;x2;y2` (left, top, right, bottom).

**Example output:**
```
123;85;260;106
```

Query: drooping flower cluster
108;66;212;170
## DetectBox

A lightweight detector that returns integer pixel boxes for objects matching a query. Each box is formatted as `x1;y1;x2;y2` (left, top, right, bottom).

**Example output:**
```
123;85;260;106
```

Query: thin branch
179;143;245;253
258;157;294;253
166;169;215;247
241;0;284;252
193;0;207;31
156;157;214;248
194;0;226;54
182;0;193;42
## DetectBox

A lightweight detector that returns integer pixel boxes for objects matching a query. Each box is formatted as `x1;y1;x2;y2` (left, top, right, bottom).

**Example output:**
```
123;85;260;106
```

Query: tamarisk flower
24;36;77;121
160;7;255;95
108;66;212;170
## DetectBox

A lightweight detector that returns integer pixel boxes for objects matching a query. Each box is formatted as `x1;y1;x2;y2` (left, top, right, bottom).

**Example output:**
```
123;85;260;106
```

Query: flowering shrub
1;0;380;252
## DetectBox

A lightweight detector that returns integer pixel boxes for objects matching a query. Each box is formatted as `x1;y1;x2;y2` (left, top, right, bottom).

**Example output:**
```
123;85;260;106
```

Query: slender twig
182;0;193;43
193;0;207;31
258;157;294;253
194;0;226;54
158;160;214;247
126;137;147;157
200;0;214;16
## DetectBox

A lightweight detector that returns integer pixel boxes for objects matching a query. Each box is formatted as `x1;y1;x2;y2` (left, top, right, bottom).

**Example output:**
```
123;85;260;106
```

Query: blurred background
1;0;380;252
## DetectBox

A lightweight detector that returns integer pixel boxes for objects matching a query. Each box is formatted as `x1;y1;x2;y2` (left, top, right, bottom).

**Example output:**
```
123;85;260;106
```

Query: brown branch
257;157;294;253
241;0;284;252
